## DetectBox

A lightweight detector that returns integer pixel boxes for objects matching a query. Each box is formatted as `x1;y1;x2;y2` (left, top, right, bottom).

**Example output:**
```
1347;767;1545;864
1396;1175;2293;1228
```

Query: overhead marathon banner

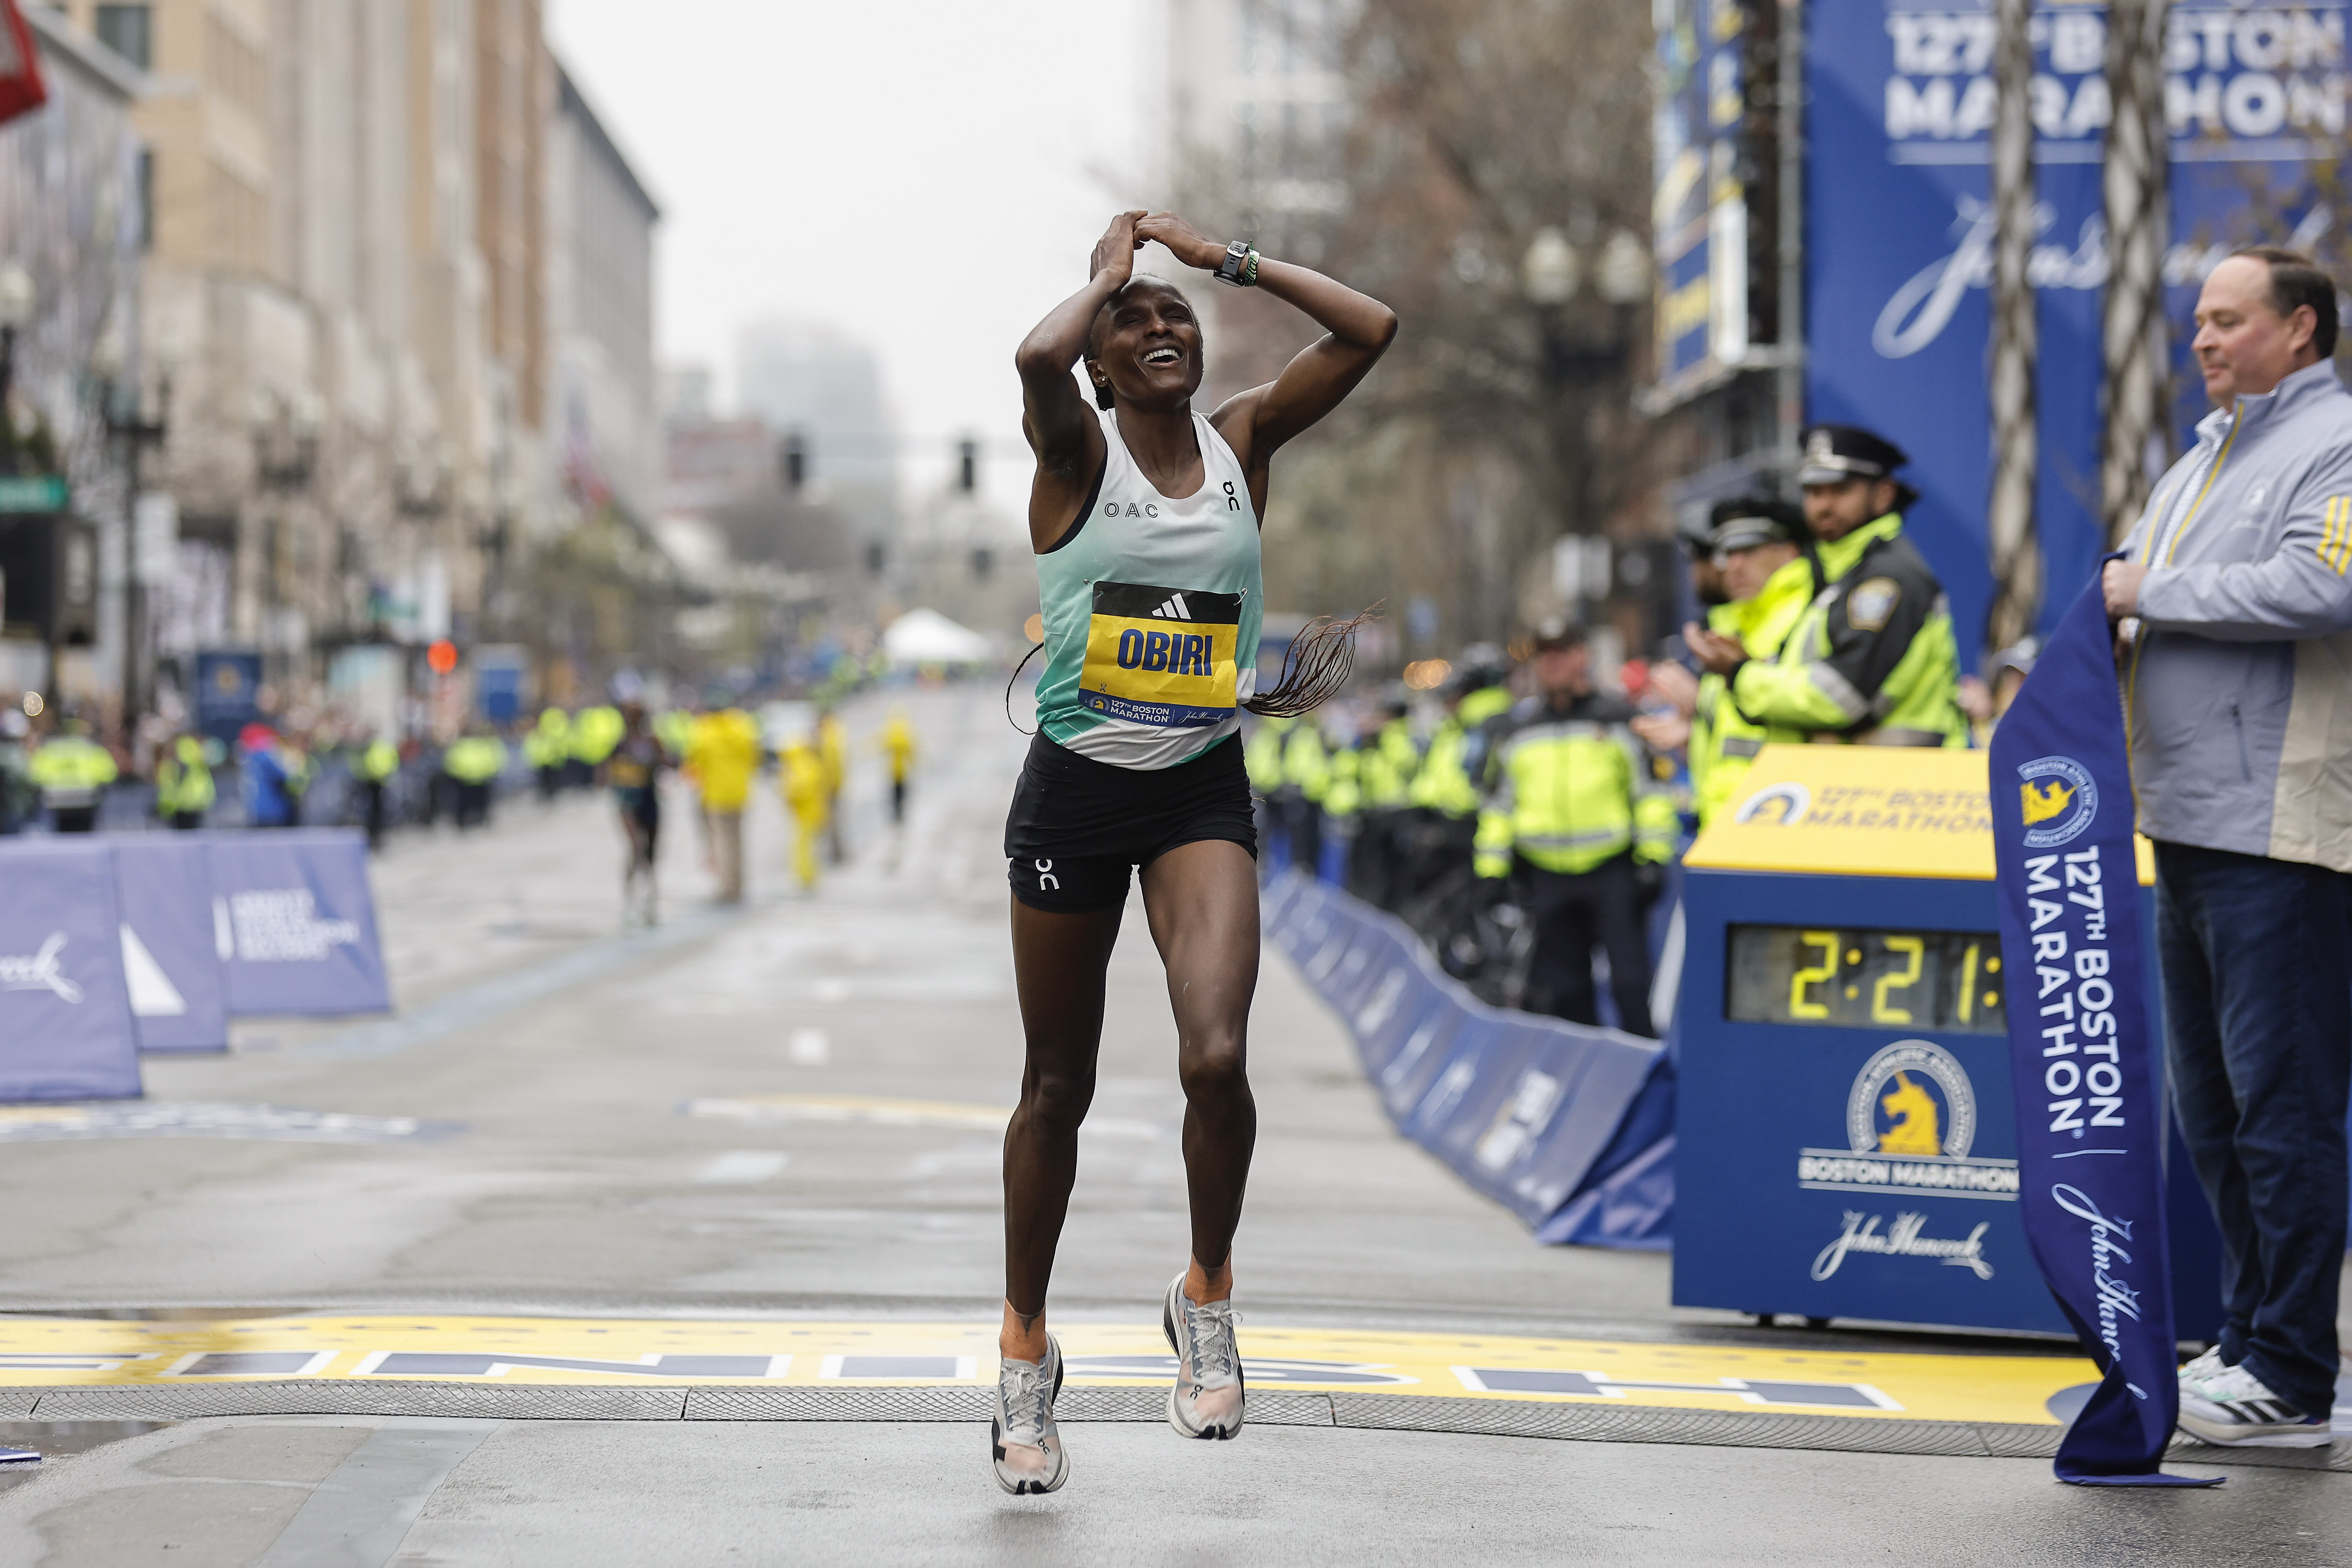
110;838;229;1053
1263;872;1675;1246
206;830;390;1017
0;844;142;1101
1989;568;2217;1487
1808;0;2343;657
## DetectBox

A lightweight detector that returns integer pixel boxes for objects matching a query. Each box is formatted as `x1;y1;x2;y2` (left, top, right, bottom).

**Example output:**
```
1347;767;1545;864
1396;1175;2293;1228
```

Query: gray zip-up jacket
2121;357;2352;872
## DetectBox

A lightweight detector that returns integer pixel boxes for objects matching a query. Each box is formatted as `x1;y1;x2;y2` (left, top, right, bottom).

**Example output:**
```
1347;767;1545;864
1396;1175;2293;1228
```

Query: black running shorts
1004;731;1257;913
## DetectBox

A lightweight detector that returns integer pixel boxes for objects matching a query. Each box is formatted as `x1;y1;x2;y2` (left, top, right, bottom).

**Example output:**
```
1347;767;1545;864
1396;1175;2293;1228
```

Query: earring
1093;380;1115;410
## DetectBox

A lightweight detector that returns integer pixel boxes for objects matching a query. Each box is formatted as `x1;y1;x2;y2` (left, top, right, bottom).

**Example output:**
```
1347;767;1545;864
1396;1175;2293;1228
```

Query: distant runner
993;209;1394;1494
601;702;667;928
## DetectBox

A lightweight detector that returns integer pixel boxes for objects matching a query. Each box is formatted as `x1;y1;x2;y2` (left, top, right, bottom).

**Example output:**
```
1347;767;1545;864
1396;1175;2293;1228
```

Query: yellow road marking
0;1316;2095;1426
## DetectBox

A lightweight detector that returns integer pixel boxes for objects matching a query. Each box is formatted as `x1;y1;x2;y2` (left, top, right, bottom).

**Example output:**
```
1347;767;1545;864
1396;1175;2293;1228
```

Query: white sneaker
2177;1345;2228;1390
991;1335;1069;1495
2176;1362;2333;1449
1162;1274;1245;1440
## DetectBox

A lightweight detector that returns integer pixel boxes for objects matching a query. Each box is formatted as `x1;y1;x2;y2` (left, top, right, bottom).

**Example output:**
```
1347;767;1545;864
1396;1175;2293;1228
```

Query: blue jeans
2154;840;2352;1419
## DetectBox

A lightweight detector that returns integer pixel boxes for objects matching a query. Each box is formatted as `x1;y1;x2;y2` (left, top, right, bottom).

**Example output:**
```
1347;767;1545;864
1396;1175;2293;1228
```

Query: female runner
993;210;1395;1493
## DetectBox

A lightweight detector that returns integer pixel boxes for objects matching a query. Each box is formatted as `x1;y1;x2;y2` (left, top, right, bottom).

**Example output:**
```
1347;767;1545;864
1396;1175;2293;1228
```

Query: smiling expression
1088;279;1204;409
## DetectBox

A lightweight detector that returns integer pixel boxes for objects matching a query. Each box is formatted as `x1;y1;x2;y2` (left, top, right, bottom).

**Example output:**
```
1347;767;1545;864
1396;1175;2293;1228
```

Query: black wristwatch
1214;239;1254;287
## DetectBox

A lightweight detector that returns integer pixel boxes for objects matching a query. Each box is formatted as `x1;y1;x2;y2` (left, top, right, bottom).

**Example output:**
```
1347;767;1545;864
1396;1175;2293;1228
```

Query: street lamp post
108;374;169;725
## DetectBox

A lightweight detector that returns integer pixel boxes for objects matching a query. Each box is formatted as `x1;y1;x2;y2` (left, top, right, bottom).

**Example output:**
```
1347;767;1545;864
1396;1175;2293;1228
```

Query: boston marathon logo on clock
2014;754;2097;849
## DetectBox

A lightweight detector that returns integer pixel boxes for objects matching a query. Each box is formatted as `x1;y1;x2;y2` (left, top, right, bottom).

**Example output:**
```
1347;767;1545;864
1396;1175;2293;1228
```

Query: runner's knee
1177;1035;1248;1100
1018;1066;1096;1138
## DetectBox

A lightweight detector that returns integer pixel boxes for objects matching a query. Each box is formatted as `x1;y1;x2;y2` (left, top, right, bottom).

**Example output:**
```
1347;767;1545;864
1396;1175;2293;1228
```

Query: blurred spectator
154;732;216;830
31;713;118;833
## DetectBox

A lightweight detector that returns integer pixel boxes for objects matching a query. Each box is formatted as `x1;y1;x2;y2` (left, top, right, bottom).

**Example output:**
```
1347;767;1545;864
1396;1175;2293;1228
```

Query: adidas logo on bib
1150;593;1193;620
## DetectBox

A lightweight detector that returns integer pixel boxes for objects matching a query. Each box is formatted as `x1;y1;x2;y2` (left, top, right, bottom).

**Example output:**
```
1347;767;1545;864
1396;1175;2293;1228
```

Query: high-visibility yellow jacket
524;709;571;768
1322;744;1362;819
355;738;401;783
155;735;215;815
1695;552;1820;828
1474;693;1678;878
443;735;508;784
571;705;624;765
30;734;118;807
689;708;763;812
1280;720;1332;802
780;740;829;821
1243;716;1292;795
817;713;848;795
1359;717;1421;809
1728;513;1968;749
1407;685;1512;818
882;715;916;781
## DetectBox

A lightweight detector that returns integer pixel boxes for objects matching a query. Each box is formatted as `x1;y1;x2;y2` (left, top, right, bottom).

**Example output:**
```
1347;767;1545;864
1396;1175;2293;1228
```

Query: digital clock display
1725;925;2008;1035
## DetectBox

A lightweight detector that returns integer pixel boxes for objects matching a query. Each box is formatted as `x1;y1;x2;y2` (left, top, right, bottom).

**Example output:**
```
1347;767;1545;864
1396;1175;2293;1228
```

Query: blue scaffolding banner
205;830;390;1017
1265;872;1670;1240
0;843;143;1102
111;837;230;1053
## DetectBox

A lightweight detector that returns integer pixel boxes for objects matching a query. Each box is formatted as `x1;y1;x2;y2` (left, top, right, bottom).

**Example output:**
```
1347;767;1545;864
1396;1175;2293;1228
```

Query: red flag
0;0;48;128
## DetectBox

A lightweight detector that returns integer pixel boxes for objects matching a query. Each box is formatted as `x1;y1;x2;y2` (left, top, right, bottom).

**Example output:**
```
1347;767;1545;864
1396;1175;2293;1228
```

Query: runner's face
1092;282;1203;409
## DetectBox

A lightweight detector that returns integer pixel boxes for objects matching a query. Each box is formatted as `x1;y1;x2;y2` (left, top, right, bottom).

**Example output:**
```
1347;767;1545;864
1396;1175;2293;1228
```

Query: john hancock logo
2016;755;2097;849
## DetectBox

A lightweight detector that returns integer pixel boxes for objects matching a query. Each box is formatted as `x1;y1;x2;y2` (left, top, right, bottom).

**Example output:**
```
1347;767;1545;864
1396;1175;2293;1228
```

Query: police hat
1708;495;1808;554
1797;424;1910;488
1530;615;1588;653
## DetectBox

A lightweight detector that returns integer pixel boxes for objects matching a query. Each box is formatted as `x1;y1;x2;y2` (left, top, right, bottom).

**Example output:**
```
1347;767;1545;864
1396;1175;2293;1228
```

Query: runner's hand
1135;213;1227;273
1089;211;1149;284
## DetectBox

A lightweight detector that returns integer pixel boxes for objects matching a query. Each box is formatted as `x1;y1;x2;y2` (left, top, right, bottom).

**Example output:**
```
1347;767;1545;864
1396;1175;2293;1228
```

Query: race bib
1079;581;1243;728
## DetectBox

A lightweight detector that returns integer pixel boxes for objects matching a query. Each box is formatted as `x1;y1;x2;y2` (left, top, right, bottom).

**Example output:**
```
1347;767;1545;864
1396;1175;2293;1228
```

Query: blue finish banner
0;843;143;1101
1989;569;2215;1486
1808;1;2342;659
192;650;263;745
206;830;391;1017
110;838;230;1053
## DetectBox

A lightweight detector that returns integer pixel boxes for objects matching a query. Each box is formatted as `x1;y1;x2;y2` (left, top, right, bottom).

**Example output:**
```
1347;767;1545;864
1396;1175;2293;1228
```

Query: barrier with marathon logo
0;843;143;1101
1263;871;1672;1244
204;830;389;1016
110;838;230;1052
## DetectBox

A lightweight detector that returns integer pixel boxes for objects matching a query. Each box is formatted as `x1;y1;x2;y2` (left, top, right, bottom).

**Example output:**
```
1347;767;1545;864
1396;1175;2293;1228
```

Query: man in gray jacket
2104;246;2351;1450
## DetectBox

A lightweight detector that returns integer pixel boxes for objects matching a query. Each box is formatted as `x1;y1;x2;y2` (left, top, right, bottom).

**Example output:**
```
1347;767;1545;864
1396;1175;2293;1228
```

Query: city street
0;687;2343;1566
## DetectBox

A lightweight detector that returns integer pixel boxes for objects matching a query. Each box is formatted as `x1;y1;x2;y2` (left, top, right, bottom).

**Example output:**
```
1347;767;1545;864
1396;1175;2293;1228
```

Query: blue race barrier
204;830;390;1016
0;842;144;1101
1265;870;1671;1242
111;837;230;1052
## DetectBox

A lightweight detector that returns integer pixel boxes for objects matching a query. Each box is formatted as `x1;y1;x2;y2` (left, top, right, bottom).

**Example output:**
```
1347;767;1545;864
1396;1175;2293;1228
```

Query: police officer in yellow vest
1685;425;1967;751
1692;497;1819;826
1347;693;1421;908
354;732;401;850
154;733;216;831
1475;620;1677;1035
1399;648;1511;903
525;707;571;801
1278;712;1333;881
30;715;118;833
442;724;508;831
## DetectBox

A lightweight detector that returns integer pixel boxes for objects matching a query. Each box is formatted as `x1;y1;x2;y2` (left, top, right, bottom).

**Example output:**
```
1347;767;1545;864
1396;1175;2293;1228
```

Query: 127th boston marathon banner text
1990;566;2217;1487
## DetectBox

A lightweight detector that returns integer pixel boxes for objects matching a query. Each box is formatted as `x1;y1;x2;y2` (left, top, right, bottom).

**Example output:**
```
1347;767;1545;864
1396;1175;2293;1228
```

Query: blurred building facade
0;7;143;704
12;0;663;727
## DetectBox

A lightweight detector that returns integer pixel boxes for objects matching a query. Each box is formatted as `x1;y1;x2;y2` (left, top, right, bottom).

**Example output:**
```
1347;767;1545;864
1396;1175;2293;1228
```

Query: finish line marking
0;1316;2095;1426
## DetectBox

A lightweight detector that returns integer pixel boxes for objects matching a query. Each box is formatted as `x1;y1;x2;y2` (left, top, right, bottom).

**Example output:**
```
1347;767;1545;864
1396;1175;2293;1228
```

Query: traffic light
782;432;807;492
958;439;977;494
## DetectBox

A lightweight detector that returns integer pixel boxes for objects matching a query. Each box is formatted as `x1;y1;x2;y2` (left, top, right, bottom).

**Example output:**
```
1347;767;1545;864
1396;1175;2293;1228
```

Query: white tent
882;608;993;666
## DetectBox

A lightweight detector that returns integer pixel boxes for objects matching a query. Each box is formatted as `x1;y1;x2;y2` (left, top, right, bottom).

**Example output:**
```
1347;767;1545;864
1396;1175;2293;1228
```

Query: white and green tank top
1033;407;1263;770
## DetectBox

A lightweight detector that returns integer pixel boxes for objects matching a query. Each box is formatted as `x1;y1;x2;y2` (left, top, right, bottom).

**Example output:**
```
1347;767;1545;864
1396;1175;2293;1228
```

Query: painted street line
0;1103;458;1143
680;1095;1161;1140
0;1315;2099;1427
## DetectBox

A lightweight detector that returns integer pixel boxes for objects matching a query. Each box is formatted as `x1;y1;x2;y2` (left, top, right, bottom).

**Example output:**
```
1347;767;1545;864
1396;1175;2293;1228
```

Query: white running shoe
2176;1362;2333;1449
991;1335;1069;1495
1162;1274;1245;1440
2176;1345;2227;1391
